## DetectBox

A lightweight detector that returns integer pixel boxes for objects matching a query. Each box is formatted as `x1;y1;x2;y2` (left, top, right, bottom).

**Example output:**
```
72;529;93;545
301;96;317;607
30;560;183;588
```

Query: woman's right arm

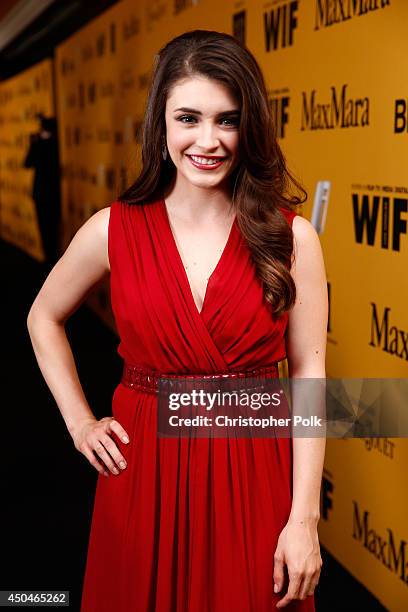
27;206;129;478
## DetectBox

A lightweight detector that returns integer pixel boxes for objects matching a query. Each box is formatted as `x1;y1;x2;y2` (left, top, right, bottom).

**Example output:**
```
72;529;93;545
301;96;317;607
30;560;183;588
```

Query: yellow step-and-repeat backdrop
0;59;55;260
54;2;408;608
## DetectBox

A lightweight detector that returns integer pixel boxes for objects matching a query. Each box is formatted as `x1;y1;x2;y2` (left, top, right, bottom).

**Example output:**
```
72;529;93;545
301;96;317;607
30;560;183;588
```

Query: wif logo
321;470;333;521
269;95;290;139
264;1;299;52
233;10;246;46
353;194;407;251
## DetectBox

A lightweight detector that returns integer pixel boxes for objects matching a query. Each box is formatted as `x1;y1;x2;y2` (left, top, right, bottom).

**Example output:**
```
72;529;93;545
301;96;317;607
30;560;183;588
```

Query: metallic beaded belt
121;362;279;394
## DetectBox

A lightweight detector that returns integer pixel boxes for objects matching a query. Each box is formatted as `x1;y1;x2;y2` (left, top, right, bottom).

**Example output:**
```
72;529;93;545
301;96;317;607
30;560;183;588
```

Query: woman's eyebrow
173;107;240;116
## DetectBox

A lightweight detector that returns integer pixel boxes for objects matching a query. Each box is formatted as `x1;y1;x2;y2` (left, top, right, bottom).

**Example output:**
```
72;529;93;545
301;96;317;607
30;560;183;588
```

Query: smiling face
164;76;241;191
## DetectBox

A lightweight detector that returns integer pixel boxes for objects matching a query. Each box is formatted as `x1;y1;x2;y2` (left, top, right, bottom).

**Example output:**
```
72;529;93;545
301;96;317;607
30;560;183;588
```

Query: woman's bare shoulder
56;204;113;278
291;215;321;256
92;205;110;233
27;206;113;324
290;214;326;282
80;205;112;271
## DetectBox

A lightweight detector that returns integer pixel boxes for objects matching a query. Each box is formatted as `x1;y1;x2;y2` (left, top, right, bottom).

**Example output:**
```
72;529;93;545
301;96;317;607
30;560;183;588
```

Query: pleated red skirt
80;199;315;611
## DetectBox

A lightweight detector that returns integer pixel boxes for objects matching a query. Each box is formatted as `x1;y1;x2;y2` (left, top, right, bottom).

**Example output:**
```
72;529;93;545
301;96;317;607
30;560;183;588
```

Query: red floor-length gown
80;198;315;611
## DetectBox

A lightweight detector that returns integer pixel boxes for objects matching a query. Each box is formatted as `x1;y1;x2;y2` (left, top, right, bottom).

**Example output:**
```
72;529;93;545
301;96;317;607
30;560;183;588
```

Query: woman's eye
220;118;239;127
176;115;239;127
177;115;196;124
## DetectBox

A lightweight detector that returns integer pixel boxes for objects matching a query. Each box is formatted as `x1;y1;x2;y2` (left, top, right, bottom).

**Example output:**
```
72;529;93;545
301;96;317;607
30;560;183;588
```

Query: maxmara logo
352;194;407;251
352;501;408;584
370;304;408;361
301;84;369;130
314;0;390;30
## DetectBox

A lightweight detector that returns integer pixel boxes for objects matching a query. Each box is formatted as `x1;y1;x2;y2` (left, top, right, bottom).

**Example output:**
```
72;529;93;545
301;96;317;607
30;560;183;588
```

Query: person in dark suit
24;114;61;268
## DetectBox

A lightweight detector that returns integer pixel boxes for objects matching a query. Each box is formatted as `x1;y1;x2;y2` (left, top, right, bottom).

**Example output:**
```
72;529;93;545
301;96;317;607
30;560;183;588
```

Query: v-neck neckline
160;197;237;317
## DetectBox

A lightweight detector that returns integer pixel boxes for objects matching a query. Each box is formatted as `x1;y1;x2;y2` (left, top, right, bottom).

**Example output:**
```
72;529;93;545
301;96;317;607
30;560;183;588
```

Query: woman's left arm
274;214;328;608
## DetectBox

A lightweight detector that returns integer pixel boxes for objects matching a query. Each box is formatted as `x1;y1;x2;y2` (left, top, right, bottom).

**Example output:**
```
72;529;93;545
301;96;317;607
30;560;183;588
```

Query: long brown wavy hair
118;29;307;316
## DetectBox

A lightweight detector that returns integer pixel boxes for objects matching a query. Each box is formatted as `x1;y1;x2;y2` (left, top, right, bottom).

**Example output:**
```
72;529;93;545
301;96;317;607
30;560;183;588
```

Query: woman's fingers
276;558;322;606
75;416;131;476
305;566;322;597
107;417;130;444
92;438;122;475
275;569;302;608
297;570;315;600
82;445;109;477
98;433;128;472
301;555;322;598
273;551;285;594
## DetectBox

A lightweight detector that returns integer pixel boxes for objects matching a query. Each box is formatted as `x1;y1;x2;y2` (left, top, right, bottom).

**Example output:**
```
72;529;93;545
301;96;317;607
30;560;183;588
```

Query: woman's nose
195;123;220;149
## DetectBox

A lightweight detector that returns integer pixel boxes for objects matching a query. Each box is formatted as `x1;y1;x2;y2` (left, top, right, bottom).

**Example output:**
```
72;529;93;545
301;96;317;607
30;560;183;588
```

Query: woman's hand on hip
71;416;130;477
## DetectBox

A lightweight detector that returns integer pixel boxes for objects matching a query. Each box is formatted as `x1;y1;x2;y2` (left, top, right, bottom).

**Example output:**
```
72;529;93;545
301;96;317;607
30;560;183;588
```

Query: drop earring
162;141;168;161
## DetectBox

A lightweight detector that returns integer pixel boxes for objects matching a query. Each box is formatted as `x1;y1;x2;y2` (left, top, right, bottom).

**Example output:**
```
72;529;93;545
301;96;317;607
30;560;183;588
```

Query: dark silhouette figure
24;114;61;268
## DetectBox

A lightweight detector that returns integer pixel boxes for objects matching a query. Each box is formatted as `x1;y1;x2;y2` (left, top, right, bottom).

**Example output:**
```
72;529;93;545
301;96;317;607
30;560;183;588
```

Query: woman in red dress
27;31;327;611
